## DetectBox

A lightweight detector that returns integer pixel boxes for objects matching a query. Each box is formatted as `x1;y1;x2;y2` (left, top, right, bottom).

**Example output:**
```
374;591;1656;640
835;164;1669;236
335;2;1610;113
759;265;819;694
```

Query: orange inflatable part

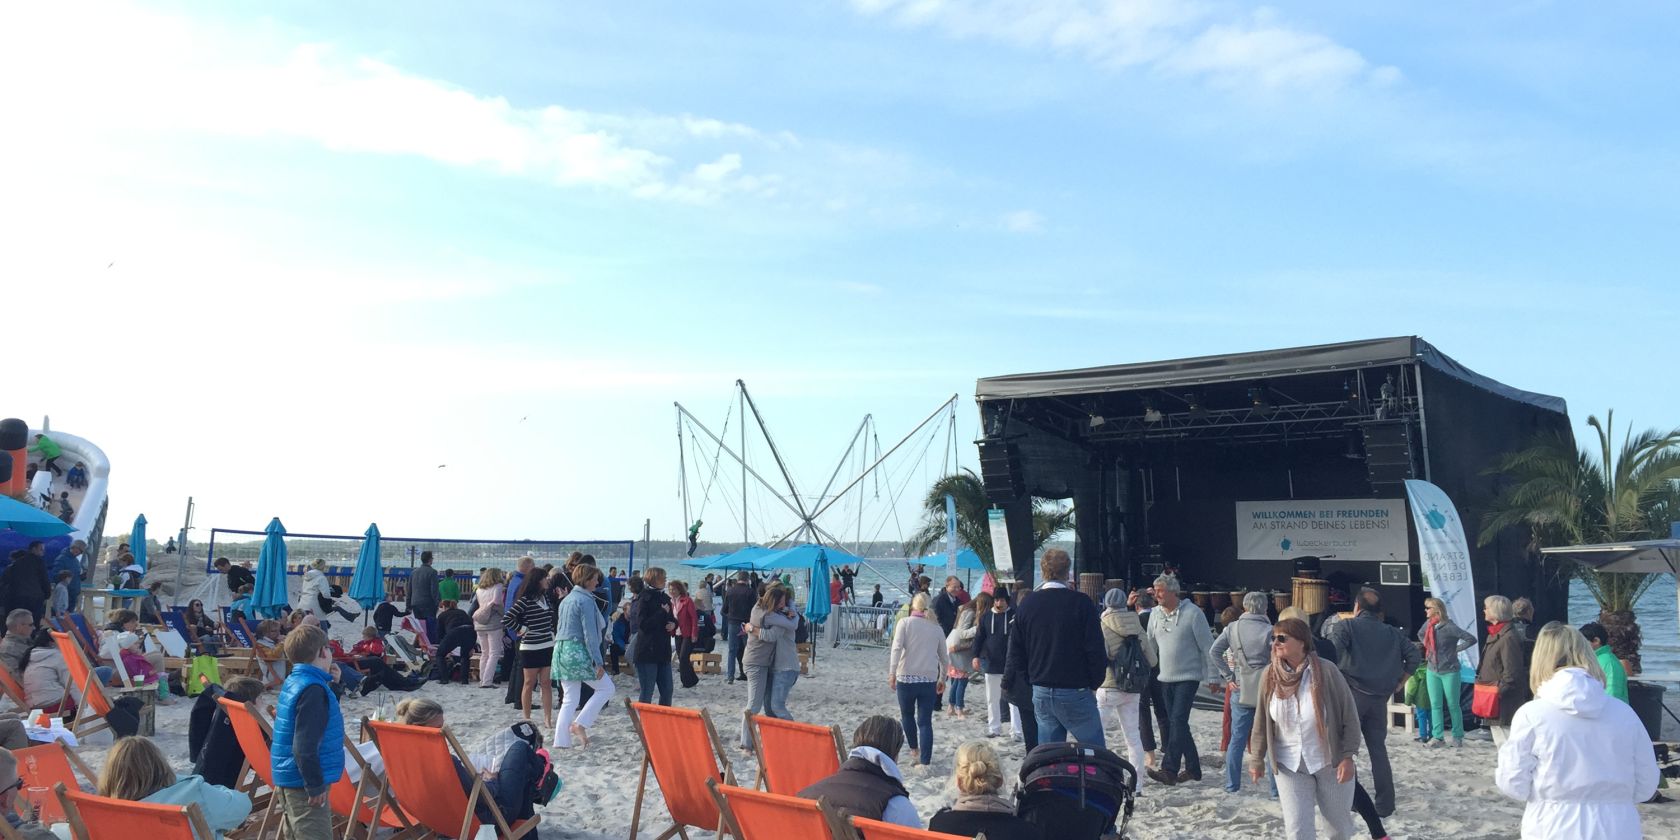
1;447;25;495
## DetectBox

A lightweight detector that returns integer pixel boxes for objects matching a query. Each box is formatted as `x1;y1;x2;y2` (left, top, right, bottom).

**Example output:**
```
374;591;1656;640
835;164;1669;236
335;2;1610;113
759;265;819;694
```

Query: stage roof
975;336;1566;414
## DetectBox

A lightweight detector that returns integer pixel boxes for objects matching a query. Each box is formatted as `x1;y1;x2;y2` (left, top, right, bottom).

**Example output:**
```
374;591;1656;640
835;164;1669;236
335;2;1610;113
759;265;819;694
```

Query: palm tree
1479;411;1680;670
903;470;1076;574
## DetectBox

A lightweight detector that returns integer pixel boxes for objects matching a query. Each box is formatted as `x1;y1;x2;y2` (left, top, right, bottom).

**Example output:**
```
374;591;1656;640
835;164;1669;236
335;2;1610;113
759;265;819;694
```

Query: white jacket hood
1536;667;1607;718
848;746;906;782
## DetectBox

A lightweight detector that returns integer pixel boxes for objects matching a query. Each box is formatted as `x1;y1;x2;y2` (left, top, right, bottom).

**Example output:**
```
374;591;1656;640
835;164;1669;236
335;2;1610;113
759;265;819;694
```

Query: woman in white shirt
888;593;949;767
1495;622;1658;839
1246;617;1363;840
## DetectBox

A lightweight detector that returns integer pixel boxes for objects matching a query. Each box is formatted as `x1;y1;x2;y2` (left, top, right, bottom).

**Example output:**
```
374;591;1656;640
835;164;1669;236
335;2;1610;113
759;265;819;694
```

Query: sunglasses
1;777;22;796
1270;635;1292;645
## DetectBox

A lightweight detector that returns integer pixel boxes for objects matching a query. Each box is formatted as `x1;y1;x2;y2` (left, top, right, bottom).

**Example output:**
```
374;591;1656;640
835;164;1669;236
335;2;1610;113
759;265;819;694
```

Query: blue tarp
250;517;290;619
349;522;384;610
921;547;986;571
0;495;74;538
760;543;866;571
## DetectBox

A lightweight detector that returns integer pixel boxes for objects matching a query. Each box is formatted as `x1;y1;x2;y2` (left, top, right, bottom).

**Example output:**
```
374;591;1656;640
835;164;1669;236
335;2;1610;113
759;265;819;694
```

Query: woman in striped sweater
505;570;559;729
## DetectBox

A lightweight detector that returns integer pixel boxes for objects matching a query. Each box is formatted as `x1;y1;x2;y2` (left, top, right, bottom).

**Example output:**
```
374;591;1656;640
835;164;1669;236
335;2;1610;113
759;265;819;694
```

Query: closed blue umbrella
131;514;148;571
349;523;384;610
250;517;290;618
805;551;833;626
0;496;74;538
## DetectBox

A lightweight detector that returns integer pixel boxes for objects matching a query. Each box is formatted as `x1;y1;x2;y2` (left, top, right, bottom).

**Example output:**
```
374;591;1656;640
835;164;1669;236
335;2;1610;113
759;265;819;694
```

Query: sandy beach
63;618;1680;840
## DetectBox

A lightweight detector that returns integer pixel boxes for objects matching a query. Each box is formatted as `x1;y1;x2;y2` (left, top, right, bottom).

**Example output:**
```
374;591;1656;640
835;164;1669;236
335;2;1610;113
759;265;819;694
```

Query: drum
1210;591;1232;612
1293;577;1329;615
1273;591;1291;613
1191;591;1212;611
1078;573;1104;604
1230;590;1249;609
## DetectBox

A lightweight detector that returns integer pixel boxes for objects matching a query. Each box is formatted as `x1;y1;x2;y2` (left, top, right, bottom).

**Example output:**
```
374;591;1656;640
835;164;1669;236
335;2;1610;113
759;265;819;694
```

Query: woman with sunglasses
1247;617;1363;840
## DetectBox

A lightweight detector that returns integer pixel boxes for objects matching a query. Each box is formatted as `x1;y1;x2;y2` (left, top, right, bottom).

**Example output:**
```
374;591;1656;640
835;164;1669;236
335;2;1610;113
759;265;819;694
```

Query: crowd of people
0;539;1668;840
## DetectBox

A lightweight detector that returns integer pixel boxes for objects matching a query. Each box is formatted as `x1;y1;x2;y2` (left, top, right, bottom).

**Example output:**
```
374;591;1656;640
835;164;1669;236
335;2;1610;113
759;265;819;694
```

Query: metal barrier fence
830;603;899;649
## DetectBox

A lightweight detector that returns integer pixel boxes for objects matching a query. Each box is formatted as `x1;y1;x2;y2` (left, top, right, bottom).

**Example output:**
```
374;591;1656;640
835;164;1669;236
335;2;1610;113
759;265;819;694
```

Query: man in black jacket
0;544;51;625
721;572;756;684
1004;549;1107;748
930;576;964;636
1326;587;1421;817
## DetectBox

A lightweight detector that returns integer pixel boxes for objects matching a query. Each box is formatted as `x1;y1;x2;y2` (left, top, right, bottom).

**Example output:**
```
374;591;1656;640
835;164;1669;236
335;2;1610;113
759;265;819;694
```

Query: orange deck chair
53;783;215;840
10;741;97;825
847;816;973;840
0;662;27;711
219;698;413;840
626;700;737;840
706;780;847;840
50;630;149;739
364;719;539;840
748;715;845;794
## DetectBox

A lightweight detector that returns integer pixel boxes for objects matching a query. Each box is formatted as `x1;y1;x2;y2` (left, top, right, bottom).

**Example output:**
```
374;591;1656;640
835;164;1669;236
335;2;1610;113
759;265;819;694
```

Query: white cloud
850;0;1396;93
1001;209;1045;233
0;3;794;204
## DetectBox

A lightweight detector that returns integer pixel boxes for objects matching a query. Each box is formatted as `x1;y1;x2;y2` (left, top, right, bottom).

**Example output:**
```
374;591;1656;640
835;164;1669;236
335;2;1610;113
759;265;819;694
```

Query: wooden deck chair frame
748;715;846;794
54;782;216;840
704;779;848;840
845;815;975;840
64;614;101;660
51;630;153;739
218;700;415;840
0;661;27;711
626;699;737;840
10;741;98;825
363;719;538;840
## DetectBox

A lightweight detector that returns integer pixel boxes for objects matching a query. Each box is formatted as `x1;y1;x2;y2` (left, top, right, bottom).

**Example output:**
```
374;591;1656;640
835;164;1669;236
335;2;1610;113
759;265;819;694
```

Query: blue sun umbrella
698;546;778;571
131;514;148;571
0;495;74;538
250;517;291;619
349;523;384;610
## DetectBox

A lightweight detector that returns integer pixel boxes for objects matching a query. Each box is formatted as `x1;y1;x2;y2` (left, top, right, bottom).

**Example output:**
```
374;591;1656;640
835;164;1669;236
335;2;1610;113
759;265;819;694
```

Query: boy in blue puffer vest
271;625;342;839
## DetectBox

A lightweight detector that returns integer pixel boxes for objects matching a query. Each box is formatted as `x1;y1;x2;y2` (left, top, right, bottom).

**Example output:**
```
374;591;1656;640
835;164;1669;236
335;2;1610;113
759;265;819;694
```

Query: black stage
974;336;1571;634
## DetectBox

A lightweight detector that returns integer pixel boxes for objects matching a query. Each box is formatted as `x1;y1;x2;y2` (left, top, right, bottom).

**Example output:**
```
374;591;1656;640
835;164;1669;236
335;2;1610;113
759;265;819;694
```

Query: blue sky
4;1;1675;549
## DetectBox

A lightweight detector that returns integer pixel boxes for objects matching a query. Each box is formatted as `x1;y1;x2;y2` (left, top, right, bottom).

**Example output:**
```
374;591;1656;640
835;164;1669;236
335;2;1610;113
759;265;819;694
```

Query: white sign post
1404;479;1480;669
1235;499;1408;561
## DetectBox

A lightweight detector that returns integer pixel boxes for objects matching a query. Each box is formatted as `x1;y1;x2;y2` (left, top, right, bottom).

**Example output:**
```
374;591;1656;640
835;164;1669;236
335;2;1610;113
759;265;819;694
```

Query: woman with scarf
1475;594;1532;746
1247;617;1363;840
928;741;1043;840
1416;596;1476;746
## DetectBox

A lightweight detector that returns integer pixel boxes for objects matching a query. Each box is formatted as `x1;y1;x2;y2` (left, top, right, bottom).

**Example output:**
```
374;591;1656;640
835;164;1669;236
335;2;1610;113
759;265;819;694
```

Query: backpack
794;615;810;645
1111;635;1150;694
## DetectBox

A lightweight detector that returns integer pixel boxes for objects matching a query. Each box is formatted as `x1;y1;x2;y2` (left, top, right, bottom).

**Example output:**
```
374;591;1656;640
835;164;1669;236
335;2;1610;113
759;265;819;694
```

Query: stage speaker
978;441;1025;502
1361;420;1414;493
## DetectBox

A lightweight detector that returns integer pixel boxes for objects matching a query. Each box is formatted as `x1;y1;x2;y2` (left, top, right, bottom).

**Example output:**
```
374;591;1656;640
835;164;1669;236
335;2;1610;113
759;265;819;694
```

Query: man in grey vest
1210;591;1273;793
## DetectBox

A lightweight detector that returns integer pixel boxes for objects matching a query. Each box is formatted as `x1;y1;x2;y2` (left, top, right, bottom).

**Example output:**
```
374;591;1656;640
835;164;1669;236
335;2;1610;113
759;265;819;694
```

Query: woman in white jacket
1495;622;1659;839
298;559;359;626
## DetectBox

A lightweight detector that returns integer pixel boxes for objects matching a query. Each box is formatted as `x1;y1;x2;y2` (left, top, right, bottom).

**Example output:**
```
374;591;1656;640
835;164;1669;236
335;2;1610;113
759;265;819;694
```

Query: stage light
1344;378;1360;403
1250;387;1274;417
1142;397;1163;423
1089;414;1106;428
1185;393;1206;419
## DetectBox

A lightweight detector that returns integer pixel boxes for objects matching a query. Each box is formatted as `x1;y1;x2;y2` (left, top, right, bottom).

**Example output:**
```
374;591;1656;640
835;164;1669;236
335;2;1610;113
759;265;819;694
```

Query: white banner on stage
1235;498;1407;561
988;508;1014;580
1404;479;1480;669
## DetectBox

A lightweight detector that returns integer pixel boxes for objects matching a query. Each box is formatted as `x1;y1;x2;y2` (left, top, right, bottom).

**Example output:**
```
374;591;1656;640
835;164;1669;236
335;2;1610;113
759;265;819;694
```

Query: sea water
1570;574;1679;678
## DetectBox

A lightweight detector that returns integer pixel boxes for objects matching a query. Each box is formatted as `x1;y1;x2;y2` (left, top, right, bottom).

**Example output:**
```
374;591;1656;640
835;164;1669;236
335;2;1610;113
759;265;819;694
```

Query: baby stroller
1015;742;1136;840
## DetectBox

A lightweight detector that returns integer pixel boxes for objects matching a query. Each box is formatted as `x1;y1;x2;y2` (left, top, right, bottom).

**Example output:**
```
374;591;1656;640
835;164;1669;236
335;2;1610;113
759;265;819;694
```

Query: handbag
186;655;222;696
1471;682;1501;719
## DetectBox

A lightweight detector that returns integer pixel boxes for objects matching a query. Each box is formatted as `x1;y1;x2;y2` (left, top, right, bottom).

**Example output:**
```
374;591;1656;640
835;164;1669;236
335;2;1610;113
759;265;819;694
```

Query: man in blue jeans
1143;573;1214;785
1005;548;1107;747
721;572;756;684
